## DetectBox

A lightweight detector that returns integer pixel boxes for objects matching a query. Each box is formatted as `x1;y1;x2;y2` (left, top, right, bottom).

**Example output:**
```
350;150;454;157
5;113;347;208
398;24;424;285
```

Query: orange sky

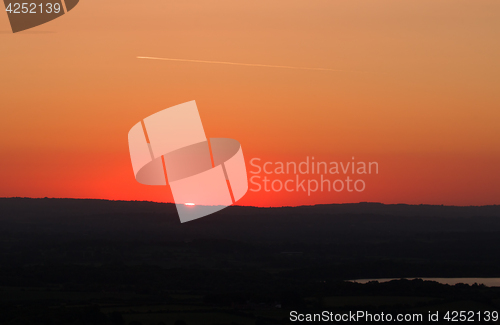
1;0;499;207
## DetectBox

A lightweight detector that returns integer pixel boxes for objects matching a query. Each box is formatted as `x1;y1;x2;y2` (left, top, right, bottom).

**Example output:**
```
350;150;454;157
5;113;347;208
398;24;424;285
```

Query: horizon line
1;197;498;208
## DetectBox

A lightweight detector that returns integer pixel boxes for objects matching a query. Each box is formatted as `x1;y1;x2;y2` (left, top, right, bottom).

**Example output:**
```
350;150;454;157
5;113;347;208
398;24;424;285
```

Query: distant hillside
0;198;499;243
1;197;499;217
1;198;500;278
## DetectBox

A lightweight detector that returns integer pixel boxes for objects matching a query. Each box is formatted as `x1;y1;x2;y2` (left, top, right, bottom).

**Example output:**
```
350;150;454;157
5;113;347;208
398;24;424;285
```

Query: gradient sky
1;0;499;207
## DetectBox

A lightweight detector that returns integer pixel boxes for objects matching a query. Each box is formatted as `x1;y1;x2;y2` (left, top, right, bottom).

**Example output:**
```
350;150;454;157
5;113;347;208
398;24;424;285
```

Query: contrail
137;56;343;72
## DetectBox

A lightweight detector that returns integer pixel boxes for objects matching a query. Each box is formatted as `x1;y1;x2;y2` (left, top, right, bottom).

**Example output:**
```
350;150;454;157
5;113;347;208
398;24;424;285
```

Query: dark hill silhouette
1;198;499;243
2;197;499;218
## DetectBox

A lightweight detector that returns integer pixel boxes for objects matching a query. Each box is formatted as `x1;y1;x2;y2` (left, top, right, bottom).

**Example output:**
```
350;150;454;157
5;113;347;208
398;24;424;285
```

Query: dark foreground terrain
1;198;500;324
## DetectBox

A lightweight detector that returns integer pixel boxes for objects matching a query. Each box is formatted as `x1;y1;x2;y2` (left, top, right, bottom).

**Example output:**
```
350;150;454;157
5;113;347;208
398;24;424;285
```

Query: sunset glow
1;0;499;207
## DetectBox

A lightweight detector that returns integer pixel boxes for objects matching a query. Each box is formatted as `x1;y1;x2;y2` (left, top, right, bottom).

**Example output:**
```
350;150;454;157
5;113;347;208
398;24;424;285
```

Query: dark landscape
1;198;500;324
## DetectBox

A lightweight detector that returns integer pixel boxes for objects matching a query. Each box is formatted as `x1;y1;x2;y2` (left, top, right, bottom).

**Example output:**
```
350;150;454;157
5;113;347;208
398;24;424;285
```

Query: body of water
351;278;500;287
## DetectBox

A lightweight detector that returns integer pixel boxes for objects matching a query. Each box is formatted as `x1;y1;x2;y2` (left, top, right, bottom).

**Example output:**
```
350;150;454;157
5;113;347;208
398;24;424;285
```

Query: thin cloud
137;56;343;72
